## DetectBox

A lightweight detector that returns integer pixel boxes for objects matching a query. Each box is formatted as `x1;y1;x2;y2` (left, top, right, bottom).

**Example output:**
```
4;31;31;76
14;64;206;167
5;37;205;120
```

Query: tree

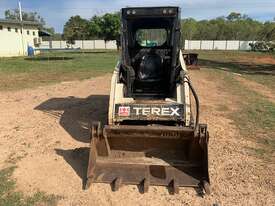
5;9;45;25
88;16;103;38
180;12;274;41
181;18;198;40
88;13;120;41
63;15;89;44
258;22;275;41
5;8;60;36
87;13;120;49
226;12;241;21
61;11;274;44
99;13;120;41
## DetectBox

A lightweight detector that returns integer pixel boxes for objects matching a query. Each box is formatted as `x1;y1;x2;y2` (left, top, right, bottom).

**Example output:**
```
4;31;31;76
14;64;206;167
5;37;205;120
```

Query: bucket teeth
113;177;122;192
202;180;211;195
142;178;150;193
170;179;179;194
85;178;92;190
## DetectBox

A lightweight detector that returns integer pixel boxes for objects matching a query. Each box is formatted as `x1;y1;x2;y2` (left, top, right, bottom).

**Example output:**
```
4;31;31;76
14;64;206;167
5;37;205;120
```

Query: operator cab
120;7;182;99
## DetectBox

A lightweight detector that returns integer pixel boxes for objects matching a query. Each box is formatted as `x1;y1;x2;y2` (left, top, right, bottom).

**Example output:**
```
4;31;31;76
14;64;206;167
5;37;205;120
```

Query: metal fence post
212;41;215;50
225;40;228;50
238;40;241;50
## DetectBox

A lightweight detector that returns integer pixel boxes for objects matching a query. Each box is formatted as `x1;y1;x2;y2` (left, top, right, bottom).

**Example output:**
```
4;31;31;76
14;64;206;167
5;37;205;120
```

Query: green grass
204;68;275;160
243;75;275;90
192;50;275;90
0;167;60;206
1;50;274;91
0;50;118;90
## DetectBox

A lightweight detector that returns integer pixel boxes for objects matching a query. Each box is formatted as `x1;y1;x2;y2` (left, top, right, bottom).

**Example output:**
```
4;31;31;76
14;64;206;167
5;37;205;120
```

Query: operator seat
137;50;164;82
133;49;167;96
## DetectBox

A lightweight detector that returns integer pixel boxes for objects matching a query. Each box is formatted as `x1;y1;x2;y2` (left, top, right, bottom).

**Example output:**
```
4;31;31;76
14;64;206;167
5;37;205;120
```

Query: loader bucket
86;122;210;194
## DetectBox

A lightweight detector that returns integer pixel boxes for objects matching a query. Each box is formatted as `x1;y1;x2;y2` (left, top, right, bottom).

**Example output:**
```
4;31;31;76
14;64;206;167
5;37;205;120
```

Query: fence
40;40;254;51
184;40;254;51
40;40;117;50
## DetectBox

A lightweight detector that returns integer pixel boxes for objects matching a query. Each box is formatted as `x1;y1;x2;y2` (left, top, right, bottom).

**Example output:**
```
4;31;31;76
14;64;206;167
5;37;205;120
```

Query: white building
0;19;41;57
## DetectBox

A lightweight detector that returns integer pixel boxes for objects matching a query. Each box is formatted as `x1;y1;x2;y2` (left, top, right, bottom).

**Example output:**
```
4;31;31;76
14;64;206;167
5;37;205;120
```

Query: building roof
39;30;52;36
0;18;41;27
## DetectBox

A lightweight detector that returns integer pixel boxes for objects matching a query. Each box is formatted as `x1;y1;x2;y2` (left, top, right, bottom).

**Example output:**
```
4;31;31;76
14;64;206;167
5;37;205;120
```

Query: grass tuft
0;167;61;206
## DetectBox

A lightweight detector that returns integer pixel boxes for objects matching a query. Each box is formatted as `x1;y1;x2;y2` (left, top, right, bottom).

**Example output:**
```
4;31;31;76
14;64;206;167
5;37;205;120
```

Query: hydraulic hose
184;76;200;136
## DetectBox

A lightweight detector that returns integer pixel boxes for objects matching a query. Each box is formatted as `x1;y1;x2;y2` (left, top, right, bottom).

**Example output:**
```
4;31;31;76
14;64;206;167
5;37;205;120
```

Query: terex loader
86;7;210;194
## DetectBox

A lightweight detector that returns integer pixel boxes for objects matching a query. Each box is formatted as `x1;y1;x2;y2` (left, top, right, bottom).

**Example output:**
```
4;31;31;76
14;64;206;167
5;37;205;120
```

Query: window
27;30;30;35
15;28;18;33
0;25;3;30
136;29;168;47
33;31;36;36
7;27;11;32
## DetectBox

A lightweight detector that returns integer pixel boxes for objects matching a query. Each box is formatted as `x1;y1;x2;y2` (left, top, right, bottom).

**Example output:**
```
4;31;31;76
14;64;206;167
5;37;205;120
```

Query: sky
0;0;274;33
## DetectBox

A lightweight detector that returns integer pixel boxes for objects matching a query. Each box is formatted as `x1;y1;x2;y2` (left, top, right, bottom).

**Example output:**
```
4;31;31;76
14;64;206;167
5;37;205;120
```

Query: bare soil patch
254;56;275;65
0;71;274;205
234;75;275;104
240;56;275;65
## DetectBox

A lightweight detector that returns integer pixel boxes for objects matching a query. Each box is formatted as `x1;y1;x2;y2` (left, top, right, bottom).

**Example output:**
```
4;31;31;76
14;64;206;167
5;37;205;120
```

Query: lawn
195;50;275;90
211;69;274;160
191;50;275;160
1;49;274;91
0;50;119;90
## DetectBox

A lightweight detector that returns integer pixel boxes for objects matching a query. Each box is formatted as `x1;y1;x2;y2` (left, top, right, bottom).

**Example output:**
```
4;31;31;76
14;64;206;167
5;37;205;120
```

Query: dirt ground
0;70;274;206
234;75;275;103
239;56;275;65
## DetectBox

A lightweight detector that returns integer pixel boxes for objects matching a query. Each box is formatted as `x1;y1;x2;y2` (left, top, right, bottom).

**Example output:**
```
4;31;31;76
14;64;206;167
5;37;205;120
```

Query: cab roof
121;7;180;19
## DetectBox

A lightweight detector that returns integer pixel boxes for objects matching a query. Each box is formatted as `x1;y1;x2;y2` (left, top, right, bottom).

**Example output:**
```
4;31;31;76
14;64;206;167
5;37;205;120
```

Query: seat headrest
138;53;163;81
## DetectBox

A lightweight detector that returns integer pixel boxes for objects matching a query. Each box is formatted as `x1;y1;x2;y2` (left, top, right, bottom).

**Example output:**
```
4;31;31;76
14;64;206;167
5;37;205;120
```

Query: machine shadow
35;95;109;188
65;51;109;54
55;147;89;189
35;95;109;143
25;57;74;61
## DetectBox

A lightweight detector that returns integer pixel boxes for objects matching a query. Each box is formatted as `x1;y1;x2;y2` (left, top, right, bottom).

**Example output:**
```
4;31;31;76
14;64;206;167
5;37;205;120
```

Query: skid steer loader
86;7;210;194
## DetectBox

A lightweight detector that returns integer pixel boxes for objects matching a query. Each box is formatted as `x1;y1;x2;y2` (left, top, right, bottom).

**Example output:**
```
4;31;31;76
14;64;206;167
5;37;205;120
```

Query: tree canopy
62;11;274;42
4;9;61;40
63;15;89;44
64;13;120;43
181;12;274;41
95;13;120;41
5;9;45;25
